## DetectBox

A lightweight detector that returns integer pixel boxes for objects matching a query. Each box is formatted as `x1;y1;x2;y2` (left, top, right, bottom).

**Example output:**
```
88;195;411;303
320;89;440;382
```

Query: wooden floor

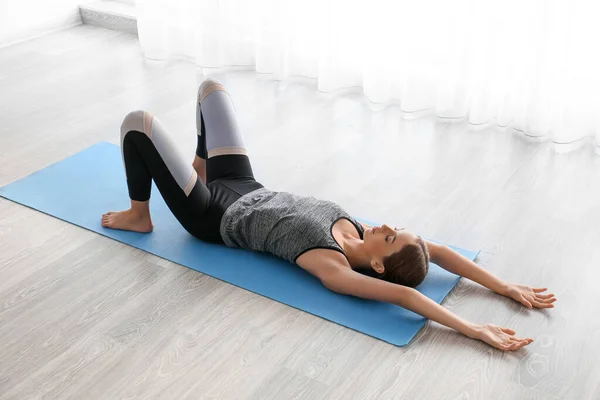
1;25;600;400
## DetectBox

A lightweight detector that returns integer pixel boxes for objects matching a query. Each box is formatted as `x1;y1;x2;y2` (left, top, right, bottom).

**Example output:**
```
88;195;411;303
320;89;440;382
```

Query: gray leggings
119;78;264;242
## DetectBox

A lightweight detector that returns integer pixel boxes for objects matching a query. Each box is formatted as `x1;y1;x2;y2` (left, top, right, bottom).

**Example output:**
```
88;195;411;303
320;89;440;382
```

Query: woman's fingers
536;296;556;304
515;289;557;309
531;299;555;308
501;327;516;335
521;293;557;309
490;338;532;351
512;341;529;350
536;293;555;300
486;325;534;351
506;337;532;350
508;341;522;350
498;340;516;350
520;296;533;309
510;337;533;345
502;341;521;351
532;287;548;293
518;338;533;346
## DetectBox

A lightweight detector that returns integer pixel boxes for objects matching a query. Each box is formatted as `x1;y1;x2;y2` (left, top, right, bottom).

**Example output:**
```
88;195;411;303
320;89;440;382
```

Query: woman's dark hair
379;237;430;287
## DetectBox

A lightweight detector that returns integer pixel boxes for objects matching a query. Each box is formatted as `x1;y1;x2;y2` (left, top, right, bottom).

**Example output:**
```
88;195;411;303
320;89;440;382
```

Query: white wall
0;0;82;47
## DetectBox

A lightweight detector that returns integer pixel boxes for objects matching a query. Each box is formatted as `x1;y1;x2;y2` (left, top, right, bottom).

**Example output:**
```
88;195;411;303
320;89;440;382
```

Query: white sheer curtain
136;0;600;147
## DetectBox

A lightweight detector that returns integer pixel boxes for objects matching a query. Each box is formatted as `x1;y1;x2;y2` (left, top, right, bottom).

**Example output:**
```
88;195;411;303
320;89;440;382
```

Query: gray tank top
219;188;365;264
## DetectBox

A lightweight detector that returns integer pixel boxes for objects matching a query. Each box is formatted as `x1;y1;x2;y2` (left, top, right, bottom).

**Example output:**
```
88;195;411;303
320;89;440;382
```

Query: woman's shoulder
295;248;349;276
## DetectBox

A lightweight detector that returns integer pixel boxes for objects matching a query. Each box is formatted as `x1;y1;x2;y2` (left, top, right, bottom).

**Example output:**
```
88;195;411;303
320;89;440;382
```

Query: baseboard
79;0;137;35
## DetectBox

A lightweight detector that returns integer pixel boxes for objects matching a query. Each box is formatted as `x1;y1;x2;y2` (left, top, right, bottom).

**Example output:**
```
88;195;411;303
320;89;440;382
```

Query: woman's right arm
315;261;533;350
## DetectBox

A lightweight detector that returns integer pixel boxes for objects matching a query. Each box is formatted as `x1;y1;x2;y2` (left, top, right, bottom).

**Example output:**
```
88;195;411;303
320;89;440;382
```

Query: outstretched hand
476;324;533;351
504;284;557;309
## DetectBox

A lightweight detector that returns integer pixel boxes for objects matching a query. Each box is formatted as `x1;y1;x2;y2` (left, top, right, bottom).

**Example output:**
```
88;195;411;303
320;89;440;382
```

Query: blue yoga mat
0;142;479;346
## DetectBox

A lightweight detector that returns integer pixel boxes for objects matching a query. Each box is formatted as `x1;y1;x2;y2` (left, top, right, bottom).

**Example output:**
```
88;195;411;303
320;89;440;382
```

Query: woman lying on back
102;78;556;351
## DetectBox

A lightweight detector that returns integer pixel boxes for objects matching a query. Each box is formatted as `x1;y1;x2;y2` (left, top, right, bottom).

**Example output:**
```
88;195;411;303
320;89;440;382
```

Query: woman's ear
370;259;385;274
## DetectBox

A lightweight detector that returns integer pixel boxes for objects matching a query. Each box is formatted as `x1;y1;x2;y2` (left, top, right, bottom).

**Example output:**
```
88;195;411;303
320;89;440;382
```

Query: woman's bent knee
120;110;153;139
198;78;226;104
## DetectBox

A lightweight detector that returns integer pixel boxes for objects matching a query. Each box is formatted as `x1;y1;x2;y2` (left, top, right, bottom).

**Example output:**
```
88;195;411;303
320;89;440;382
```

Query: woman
102;78;556;351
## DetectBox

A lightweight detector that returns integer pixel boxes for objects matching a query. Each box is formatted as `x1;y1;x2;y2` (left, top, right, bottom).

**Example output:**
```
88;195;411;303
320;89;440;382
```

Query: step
79;0;137;35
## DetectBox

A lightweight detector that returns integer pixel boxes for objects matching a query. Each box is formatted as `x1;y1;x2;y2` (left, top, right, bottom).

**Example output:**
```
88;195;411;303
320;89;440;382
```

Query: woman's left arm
426;240;557;309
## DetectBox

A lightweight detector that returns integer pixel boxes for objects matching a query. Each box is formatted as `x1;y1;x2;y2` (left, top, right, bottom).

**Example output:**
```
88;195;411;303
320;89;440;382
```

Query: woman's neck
341;236;372;269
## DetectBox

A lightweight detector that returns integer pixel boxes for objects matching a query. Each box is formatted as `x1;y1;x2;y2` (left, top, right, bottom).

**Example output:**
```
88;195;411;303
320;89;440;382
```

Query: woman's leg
193;78;257;184
193;93;208;183
102;110;212;237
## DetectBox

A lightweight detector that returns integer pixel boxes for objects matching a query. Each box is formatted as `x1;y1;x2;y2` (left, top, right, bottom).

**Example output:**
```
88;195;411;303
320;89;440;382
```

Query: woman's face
363;224;420;261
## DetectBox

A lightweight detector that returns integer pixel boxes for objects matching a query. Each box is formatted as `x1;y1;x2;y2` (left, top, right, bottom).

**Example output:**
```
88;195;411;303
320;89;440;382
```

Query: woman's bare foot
101;209;153;233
